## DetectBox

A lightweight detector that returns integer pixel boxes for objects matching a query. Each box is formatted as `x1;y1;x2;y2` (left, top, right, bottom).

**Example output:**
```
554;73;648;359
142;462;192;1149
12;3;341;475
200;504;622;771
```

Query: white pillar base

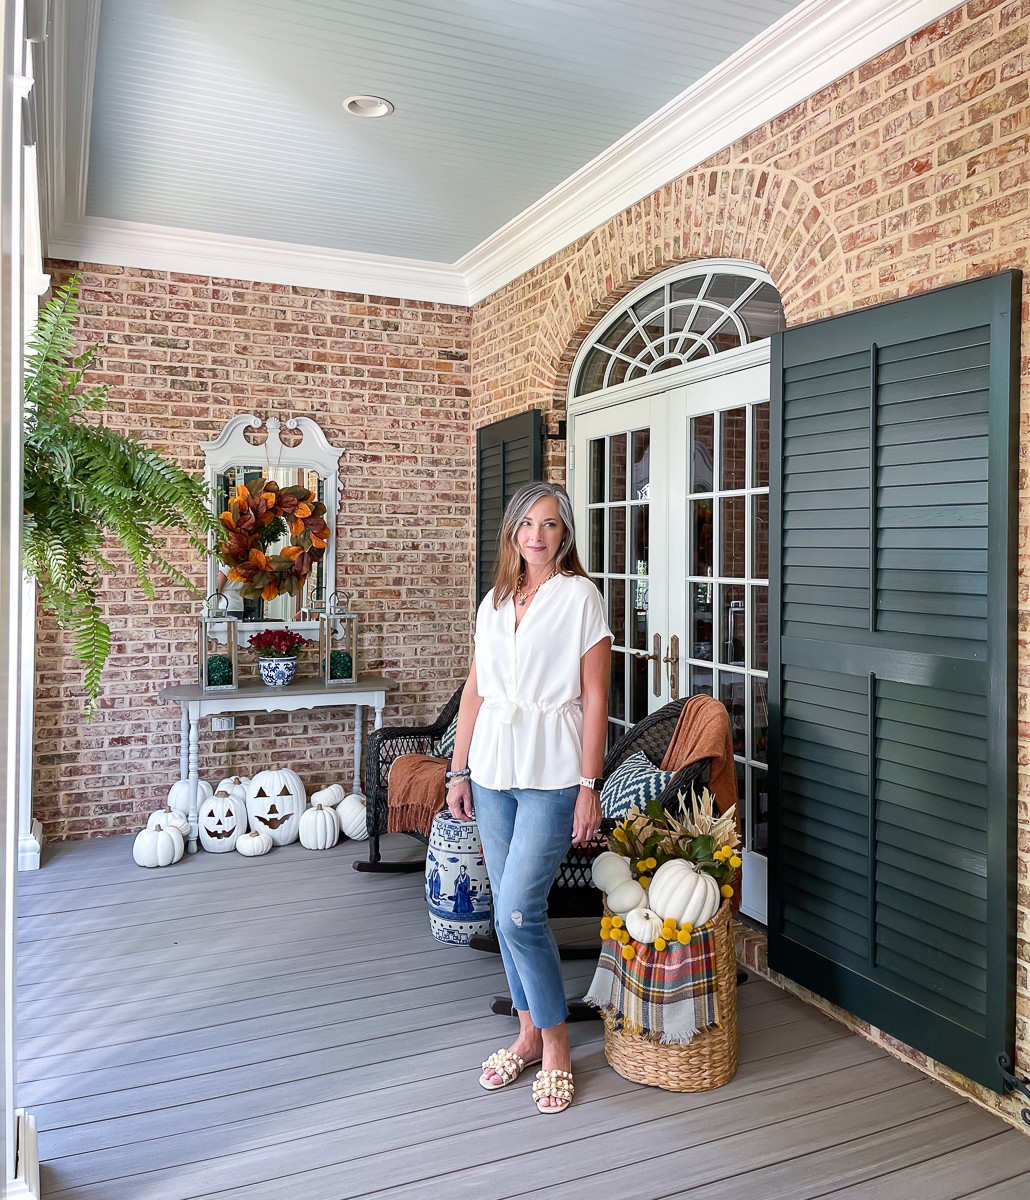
17;819;42;872
7;1110;40;1198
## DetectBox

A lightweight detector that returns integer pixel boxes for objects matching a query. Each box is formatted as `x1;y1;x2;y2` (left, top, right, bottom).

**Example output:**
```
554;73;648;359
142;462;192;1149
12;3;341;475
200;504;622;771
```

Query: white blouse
468;573;614;791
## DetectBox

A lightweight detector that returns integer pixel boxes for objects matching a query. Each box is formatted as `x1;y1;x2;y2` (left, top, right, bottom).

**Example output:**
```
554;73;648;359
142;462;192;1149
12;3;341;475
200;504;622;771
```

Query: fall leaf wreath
217;479;330;601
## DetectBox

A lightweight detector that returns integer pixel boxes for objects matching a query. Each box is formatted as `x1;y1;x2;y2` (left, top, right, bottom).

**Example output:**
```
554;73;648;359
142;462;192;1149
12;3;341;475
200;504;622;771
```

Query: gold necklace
516;566;559;606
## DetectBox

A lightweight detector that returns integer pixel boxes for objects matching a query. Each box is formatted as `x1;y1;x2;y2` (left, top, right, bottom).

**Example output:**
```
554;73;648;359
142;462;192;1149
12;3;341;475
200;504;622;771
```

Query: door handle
664;635;680;700
628;632;663;696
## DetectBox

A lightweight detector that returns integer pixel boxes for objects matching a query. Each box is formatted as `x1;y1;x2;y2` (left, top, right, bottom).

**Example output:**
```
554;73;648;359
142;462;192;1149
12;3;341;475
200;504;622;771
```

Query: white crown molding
457;0;957;303
40;0;957;307
47;216;470;305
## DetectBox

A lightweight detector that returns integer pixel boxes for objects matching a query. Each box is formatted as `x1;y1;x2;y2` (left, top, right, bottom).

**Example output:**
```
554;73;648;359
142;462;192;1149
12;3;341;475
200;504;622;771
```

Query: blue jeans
471;782;580;1029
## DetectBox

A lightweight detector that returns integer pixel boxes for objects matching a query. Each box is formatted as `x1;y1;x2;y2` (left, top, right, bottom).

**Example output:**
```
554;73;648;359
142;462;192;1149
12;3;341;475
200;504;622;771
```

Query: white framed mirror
200;415;342;633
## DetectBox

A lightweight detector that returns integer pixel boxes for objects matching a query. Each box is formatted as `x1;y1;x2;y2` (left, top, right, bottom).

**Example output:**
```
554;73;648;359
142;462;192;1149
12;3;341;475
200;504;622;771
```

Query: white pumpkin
133;823;184;868
198;790;248;852
167;779;212;811
336;793;368;840
606;878;646;916
215;775;251;803
146;806;190;839
311;784;345;807
299;803;340;850
246;769;306;845
647;860;722;928
625;907;664;945
236;829;273;857
591;851;633;893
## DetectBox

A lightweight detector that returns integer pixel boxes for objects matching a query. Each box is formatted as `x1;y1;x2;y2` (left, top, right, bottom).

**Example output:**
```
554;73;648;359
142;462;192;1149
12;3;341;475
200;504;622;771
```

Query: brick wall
469;0;1030;1133
36;263;472;840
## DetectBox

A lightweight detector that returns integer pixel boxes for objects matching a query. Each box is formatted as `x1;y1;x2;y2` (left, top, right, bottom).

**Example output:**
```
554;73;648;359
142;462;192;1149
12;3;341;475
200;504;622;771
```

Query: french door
572;355;771;922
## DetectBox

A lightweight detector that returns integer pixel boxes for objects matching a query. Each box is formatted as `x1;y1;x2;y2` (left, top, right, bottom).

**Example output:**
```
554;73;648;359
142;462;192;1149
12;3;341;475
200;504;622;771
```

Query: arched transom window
572;261;786;398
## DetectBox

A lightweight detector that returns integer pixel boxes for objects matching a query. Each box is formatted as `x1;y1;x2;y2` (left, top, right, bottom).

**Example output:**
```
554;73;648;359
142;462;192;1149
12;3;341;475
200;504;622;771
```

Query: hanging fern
23;275;216;716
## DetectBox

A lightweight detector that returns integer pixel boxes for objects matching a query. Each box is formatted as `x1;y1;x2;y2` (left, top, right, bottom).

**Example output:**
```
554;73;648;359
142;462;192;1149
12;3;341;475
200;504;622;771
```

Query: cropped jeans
471;782;580;1030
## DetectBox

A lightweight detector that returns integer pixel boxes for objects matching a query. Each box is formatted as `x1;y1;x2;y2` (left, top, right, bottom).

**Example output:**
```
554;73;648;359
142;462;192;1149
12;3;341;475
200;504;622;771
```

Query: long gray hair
492;481;588;607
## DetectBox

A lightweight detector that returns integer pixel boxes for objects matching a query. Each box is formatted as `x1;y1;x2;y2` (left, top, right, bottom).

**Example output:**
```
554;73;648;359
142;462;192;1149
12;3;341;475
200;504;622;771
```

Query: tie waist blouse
468;573;614;791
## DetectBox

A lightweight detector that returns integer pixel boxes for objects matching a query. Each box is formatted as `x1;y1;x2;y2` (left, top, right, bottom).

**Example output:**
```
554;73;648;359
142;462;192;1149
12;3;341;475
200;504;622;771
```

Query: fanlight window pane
740;283;787;341
601;314;636;350
671;277;704;303
576;347;610;397
706;274;757;308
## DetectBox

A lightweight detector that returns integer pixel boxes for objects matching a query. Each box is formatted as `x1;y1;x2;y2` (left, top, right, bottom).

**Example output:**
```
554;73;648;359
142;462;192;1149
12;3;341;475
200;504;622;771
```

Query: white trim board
46;217;469;306
43;0;958;306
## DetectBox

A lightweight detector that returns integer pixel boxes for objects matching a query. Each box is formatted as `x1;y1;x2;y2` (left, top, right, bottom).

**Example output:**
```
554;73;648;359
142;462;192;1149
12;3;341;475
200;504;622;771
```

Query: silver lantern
198;593;239;692
318;590;358;687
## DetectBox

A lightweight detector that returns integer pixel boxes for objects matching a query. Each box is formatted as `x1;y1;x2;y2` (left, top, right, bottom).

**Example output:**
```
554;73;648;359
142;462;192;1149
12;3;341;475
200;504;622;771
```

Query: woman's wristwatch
580;775;604;791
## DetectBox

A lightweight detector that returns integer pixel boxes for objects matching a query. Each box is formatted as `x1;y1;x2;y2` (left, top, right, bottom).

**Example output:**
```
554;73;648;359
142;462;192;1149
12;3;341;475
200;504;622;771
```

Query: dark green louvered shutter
768;270;1020;1091
476;410;542;605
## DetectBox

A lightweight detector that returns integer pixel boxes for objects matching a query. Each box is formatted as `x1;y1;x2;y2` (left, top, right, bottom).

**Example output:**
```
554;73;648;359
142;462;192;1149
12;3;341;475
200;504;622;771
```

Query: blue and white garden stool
425;810;494;945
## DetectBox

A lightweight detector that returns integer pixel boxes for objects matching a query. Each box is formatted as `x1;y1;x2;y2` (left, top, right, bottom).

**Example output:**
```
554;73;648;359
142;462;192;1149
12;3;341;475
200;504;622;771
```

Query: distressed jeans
471;782;580;1029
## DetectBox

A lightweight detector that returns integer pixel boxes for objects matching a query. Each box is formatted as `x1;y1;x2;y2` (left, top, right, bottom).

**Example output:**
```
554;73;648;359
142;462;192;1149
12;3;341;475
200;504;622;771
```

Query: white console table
160;675;399;852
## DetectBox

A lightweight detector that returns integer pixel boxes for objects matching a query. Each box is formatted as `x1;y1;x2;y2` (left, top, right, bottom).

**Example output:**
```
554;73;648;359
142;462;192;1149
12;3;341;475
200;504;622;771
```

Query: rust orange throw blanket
387;754;448;836
660;694;739;819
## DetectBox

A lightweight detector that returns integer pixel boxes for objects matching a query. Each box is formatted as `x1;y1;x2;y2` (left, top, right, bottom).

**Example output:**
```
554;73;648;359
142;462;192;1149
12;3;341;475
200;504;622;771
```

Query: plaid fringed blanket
584;921;721;1045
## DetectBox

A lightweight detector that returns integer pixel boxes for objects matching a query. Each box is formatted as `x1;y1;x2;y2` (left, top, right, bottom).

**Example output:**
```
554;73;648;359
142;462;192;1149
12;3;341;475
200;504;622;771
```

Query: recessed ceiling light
343;95;394;118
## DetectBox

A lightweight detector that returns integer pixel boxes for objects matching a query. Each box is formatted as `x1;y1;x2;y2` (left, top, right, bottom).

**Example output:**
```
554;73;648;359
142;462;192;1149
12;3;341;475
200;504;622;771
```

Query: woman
446;481;612;1114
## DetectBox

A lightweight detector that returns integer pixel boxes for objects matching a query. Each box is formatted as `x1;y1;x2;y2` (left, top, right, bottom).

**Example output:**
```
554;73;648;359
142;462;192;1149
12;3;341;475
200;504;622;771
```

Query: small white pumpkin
198;790;248;853
336;793;368;840
299;803;340;850
246;769;306;845
606;878;646;916
167;778;213;811
647;859;722;928
625;907;664;944
591;851;633;893
215;775;251;803
311;784;346;807
236;829;273;857
133;823;184;868
146;806;190;839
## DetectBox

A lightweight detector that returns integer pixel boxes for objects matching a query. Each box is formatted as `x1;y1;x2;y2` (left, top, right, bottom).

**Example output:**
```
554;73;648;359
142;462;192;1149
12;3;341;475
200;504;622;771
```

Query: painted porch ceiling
86;0;803;264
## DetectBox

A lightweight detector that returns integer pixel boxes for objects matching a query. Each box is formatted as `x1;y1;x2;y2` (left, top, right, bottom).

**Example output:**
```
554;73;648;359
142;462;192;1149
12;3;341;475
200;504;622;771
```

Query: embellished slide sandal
479;1047;540;1090
532;1068;574;1114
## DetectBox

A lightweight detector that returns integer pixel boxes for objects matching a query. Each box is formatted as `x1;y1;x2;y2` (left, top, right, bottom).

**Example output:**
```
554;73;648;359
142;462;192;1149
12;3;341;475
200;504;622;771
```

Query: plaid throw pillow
436;714;459;759
601;750;675;820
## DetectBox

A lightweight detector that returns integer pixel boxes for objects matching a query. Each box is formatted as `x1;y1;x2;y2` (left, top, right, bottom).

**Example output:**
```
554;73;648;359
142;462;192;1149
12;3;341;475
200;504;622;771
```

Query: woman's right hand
446;778;474;821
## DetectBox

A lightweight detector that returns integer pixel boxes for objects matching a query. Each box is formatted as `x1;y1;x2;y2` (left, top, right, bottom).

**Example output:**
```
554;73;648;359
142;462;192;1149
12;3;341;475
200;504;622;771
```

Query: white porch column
16;576;39;872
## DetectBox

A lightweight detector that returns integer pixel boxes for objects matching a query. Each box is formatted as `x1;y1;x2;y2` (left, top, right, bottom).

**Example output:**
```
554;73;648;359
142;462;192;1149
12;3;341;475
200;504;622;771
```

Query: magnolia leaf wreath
217;478;330;601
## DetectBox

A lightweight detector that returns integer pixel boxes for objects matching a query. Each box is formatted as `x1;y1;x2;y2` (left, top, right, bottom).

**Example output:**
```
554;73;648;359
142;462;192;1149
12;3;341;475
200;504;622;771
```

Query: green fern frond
23;276;216;716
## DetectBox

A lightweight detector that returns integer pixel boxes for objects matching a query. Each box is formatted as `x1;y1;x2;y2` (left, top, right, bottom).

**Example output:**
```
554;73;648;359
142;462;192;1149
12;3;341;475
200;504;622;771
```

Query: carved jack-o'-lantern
245;769;306;845
198;790;249;853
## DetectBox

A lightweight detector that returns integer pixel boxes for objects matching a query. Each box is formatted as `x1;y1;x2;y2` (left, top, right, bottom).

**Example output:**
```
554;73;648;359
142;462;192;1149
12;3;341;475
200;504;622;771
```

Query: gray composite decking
16;832;1030;1200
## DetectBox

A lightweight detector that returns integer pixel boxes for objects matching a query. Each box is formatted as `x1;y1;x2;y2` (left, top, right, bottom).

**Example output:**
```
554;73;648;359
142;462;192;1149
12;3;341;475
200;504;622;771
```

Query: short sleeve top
468;573;613;791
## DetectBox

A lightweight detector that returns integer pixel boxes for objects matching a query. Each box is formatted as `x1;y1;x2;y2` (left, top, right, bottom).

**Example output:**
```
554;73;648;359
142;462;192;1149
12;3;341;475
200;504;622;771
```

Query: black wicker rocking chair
352;683;464;873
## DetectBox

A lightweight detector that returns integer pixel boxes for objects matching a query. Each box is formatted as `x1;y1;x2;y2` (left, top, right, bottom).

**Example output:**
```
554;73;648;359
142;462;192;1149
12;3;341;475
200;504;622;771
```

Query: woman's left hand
572;786;602;846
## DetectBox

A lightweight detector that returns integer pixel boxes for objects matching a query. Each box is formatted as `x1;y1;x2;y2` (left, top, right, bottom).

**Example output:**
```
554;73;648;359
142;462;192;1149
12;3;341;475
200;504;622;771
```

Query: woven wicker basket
603;899;738;1092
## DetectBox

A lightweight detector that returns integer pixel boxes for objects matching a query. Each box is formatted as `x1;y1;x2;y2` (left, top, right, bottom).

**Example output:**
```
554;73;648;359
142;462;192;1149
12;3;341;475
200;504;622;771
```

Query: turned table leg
352;704;363;796
187;702;200;853
179;704;189;784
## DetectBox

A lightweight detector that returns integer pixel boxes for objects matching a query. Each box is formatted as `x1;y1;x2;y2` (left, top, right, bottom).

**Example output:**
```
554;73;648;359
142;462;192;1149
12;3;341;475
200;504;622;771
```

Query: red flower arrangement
217;478;331;602
246;628;314;660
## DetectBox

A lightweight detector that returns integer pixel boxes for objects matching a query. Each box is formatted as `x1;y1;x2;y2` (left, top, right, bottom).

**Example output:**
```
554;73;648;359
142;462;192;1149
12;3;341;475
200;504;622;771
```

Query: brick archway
472;165;845;466
472;165;843;483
